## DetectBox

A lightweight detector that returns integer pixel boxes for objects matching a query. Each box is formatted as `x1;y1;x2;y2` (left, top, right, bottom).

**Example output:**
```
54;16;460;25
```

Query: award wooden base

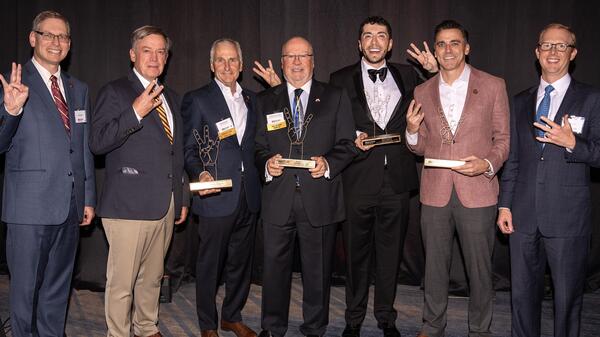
362;133;402;146
190;179;233;191
277;158;317;169
424;158;466;168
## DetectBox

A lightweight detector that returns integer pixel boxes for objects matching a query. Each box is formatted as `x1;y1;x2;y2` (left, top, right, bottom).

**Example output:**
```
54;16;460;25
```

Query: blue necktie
535;85;555;139
293;88;304;140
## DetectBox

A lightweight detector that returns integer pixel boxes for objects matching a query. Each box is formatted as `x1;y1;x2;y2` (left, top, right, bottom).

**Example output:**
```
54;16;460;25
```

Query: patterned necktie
50;75;71;136
535;85;555;139
156;102;173;144
293;88;304;140
367;67;388;83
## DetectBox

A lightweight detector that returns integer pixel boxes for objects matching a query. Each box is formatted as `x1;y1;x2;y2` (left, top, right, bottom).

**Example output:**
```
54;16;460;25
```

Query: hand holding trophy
189;125;233;192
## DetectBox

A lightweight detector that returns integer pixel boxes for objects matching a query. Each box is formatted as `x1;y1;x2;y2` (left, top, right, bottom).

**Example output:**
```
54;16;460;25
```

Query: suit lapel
526;87;538;141
305;80;324;125
352;64;374;123
386;64;406;123
429;74;446;134
553;81;577;124
241;89;254;146
208;80;239;147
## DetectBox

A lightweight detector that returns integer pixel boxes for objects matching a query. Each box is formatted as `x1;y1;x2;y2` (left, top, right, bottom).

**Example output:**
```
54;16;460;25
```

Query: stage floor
1;275;599;337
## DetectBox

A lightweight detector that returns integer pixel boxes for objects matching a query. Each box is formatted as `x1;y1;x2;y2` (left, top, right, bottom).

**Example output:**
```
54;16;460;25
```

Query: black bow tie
367;67;388;83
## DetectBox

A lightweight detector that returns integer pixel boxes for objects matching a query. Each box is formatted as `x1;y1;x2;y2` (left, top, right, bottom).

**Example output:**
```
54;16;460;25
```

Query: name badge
267;112;286;131
216;118;236;140
567;115;585;134
74;110;87;123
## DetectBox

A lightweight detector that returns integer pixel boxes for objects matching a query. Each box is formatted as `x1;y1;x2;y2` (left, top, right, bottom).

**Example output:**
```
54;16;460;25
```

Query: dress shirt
537;73;571;122
361;58;401;130
215;78;247;145
31;57;67;104
132;68;174;134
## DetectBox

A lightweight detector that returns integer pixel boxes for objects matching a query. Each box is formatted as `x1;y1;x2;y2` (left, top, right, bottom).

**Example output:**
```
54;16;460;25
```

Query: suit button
68;171;73;176
540;156;544;161
168;173;173;178
70;149;74;153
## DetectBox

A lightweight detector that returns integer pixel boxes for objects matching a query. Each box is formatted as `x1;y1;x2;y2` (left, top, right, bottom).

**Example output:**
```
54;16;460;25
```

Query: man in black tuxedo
329;16;436;337
255;36;357;337
182;38;260;337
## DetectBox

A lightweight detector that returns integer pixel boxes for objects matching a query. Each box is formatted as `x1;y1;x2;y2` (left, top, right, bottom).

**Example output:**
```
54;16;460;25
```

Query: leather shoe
382;326;401;337
134;333;163;337
201;330;219;337
341;325;361;337
221;320;257;337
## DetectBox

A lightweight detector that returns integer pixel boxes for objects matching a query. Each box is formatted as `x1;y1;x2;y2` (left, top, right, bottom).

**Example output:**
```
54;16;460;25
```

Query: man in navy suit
90;26;188;337
182;38;260;337
498;23;600;337
0;10;96;337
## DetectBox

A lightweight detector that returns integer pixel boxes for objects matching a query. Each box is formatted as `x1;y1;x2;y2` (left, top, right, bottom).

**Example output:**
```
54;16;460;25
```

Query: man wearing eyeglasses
254;36;356;337
497;23;600;337
405;20;509;337
328;16;437;337
0;10;96;337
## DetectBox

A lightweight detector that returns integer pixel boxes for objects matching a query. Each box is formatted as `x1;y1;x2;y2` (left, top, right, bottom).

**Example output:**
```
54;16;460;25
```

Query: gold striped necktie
156;103;173;144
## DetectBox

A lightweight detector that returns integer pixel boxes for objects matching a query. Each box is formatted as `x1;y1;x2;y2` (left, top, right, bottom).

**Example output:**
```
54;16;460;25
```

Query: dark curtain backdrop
2;0;600;292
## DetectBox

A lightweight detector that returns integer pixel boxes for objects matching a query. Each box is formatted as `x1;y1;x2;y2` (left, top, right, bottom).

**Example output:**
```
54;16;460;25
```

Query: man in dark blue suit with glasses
498;23;600;337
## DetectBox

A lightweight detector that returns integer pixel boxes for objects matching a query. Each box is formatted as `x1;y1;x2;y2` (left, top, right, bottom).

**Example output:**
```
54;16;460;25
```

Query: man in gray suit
0;10;96;337
90;25;189;337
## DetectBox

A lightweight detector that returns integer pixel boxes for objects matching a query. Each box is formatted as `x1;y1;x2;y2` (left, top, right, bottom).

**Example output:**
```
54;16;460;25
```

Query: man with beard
328;16;437;337
406;20;509;337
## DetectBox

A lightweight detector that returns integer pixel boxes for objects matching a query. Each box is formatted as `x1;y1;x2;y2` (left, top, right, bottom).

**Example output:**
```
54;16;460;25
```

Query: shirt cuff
323;158;330;179
264;162;273;182
4;105;23;116
405;130;418;146
132;106;143;122
483;158;494;176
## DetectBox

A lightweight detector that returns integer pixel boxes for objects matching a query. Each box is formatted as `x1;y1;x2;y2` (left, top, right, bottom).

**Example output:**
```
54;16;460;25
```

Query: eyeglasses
282;54;313;61
538;42;574;52
34;31;70;43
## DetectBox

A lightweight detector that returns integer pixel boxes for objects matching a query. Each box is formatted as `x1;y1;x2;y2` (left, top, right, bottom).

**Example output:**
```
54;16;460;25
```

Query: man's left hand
452;156;489;176
80;206;95;226
534;115;576;150
175;206;188;225
309;156;328;178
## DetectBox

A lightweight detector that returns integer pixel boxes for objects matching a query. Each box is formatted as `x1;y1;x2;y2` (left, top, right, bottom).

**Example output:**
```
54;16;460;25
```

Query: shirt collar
287;79;312;97
31;57;61;82
439;64;471;87
215;77;243;99
539;73;571;94
132;67;155;89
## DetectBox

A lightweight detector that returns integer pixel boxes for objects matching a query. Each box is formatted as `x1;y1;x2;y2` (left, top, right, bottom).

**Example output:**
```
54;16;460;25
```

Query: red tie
50;75;71;136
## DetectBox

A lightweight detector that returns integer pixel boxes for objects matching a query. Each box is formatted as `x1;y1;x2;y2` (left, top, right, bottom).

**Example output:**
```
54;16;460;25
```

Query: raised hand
0;63;29;115
407;42;438;73
132;79;163;118
253;60;282;87
406;99;424;134
534;115;576;149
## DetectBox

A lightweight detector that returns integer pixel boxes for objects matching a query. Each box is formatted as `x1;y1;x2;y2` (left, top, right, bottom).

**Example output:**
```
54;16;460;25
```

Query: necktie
50;75;71;136
535;85;555;139
293;88;304;140
156;102;173;144
367;67;388;83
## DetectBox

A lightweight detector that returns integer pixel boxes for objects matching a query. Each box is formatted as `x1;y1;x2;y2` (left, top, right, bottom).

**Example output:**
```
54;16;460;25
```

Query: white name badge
74;110;87;123
567;115;585;134
266;112;286;131
216;118;236;140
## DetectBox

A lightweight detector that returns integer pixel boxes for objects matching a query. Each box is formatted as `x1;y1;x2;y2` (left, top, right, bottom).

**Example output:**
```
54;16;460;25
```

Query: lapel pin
473;89;478;94
315;98;321;102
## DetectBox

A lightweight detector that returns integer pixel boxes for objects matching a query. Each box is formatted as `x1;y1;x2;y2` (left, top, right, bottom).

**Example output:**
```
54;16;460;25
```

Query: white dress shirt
361;58;401;130
215;78;247;145
537;73;571;122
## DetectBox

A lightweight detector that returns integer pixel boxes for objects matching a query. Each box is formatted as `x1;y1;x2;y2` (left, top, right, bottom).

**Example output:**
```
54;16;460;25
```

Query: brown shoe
201;330;220;337
221;320;257;337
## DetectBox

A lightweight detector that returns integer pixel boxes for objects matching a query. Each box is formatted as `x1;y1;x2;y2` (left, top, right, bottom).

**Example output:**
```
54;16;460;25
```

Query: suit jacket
407;66;510;208
182;80;261;217
255;80;357;226
329;62;420;196
499;79;600;237
90;70;189;220
0;60;95;225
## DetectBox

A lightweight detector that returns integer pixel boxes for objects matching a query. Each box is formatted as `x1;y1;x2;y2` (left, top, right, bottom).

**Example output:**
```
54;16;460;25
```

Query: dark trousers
261;190;337;337
510;230;589;337
420;189;496;337
6;194;79;337
195;190;256;330
342;170;410;328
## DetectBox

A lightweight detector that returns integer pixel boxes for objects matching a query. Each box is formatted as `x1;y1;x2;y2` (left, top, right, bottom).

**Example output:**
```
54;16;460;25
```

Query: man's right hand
497;208;514;234
132;79;163;118
267;154;284;177
406;99;424;134
198;171;221;196
0;62;29;115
